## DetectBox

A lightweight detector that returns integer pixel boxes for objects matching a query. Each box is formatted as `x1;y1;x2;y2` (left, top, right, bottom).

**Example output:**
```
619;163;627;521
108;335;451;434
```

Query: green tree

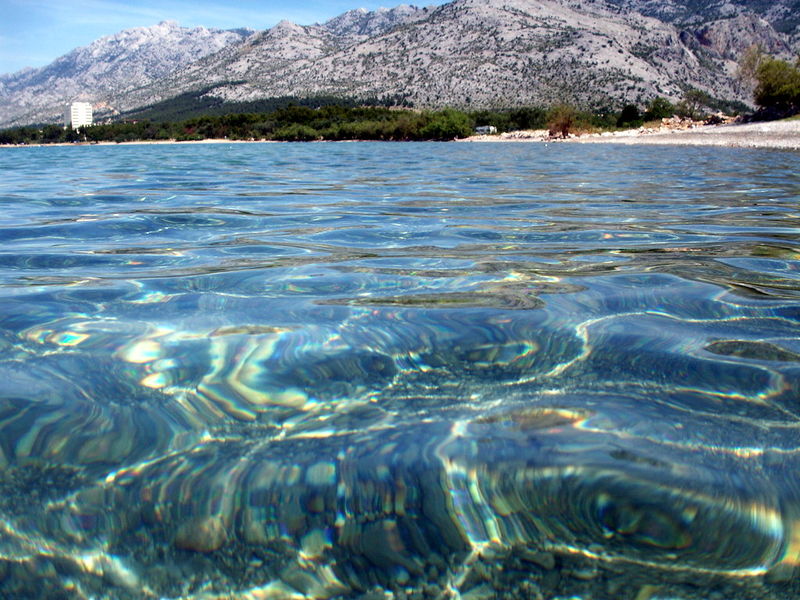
616;104;642;128
40;124;65;143
507;107;546;130
643;97;675;121
675;88;711;120
0;128;24;144
64;127;82;142
754;57;800;113
418;110;473;140
273;124;319;141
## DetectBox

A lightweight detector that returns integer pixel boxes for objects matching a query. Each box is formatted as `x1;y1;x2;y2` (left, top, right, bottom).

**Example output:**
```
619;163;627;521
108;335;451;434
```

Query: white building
64;102;93;130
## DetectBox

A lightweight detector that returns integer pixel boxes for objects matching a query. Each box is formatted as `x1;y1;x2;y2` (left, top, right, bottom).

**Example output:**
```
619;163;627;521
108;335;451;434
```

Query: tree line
0;102;700;145
0;105;575;144
1;106;472;144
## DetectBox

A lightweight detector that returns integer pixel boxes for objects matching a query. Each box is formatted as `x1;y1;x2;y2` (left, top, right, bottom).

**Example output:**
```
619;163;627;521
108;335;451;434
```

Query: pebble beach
462;118;800;150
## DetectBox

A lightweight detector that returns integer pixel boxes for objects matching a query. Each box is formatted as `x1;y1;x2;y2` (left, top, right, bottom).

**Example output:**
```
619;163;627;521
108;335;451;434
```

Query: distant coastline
0;138;271;148
4;120;799;150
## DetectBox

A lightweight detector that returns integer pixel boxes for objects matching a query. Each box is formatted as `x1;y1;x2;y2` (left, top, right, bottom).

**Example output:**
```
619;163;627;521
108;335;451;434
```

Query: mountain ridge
0;22;254;126
1;0;797;127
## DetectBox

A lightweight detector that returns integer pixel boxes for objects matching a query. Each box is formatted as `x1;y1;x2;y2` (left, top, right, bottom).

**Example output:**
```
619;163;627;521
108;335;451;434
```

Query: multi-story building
64;102;93;130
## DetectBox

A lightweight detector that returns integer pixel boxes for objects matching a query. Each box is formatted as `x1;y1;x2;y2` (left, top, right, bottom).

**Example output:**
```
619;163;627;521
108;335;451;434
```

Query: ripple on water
1;143;799;598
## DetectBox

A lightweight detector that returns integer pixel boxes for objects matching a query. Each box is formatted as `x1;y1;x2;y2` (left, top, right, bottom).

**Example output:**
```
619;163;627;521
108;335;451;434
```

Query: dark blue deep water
1;142;800;599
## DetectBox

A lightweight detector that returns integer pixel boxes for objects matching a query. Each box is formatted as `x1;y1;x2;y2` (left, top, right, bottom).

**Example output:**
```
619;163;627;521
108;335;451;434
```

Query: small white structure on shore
64;102;93;130
474;125;497;135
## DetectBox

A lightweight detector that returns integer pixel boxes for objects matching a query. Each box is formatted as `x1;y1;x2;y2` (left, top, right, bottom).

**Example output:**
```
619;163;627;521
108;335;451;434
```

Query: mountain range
1;0;798;128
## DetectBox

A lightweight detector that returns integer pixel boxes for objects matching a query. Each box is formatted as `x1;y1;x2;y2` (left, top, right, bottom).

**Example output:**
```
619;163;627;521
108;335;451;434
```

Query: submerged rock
174;515;229;553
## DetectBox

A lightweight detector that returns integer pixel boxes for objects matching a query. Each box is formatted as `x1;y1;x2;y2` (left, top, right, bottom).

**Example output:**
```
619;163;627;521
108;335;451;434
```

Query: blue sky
0;0;448;75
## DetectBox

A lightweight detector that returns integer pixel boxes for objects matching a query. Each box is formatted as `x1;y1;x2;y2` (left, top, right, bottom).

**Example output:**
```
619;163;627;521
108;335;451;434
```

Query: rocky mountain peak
0;22;254;126
272;19;305;33
1;0;798;128
689;14;792;60
322;4;430;37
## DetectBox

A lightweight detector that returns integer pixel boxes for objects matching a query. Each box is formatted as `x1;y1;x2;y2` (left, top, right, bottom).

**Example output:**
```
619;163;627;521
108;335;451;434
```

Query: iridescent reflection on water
1;142;800;599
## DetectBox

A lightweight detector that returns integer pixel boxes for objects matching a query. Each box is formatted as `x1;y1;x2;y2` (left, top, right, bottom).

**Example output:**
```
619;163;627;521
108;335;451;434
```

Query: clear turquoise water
1;142;800;599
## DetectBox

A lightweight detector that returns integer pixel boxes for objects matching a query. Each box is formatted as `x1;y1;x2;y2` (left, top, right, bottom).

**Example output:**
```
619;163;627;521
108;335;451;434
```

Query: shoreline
2;119;799;150
0;138;270;148
461;119;800;150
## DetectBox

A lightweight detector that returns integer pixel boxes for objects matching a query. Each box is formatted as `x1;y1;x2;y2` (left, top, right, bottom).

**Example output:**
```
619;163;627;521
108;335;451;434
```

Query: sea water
1;141;799;599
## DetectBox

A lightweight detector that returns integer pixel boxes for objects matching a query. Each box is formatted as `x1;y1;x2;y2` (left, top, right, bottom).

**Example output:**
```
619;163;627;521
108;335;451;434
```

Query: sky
0;0;448;76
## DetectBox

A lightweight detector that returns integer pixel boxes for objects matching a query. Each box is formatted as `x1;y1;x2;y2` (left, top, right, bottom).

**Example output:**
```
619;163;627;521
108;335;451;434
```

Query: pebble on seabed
174;515;228;552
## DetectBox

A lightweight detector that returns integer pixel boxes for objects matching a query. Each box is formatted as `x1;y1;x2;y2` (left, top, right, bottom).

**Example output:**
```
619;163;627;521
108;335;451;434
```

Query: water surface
1;142;800;599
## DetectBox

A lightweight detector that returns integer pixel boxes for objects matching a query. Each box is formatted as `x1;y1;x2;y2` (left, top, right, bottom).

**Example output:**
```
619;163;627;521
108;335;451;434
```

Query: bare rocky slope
604;0;800;37
117;0;795;113
1;0;797;127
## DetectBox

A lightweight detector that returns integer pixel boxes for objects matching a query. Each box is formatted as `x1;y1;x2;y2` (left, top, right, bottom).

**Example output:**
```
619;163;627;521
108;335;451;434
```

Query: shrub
272;124;319;141
174;133;203;142
546;104;577;137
